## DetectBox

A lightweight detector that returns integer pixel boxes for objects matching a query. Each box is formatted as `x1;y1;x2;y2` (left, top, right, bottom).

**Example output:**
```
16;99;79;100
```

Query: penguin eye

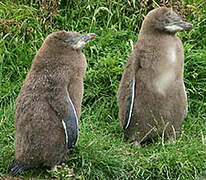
65;37;79;45
65;35;80;45
164;18;170;24
174;16;182;22
66;39;75;44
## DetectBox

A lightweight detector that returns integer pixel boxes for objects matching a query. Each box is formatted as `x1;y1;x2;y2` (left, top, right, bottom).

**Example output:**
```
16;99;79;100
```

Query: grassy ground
0;0;206;179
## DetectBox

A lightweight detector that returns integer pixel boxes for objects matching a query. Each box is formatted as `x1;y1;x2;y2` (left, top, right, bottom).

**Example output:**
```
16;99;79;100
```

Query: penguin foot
133;141;141;147
166;137;176;145
51;165;58;171
8;160;29;176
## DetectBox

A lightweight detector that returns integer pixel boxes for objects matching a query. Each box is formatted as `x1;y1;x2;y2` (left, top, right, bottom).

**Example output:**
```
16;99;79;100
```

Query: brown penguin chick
9;31;96;175
117;7;193;145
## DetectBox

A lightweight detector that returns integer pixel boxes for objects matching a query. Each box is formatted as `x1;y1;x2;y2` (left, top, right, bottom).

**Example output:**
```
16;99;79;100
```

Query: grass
0;0;206;179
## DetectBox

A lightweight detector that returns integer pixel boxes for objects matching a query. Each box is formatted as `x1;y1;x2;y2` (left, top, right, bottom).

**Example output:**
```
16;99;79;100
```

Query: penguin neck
31;44;87;80
34;45;84;67
139;28;176;41
137;29;180;53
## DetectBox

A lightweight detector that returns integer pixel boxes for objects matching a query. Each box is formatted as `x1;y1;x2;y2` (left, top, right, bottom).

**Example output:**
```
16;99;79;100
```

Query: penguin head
65;32;96;49
142;7;193;34
46;31;96;50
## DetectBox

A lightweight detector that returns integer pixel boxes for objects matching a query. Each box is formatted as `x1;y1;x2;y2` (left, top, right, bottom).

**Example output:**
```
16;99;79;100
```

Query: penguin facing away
9;31;96;175
117;7;193;145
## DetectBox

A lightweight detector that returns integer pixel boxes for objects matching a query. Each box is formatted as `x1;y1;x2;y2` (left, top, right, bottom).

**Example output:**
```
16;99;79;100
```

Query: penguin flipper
123;78;135;130
8;160;29;176
62;92;78;149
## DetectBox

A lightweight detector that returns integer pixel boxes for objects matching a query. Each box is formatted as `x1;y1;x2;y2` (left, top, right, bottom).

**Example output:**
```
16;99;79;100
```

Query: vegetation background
0;0;206;179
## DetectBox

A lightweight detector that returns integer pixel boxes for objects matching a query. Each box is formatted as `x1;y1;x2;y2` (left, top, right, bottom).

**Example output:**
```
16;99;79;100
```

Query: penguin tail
8;160;29;176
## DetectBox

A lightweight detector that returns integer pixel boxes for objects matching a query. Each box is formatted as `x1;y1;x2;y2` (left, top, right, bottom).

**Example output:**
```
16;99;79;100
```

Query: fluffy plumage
9;31;96;175
117;7;193;144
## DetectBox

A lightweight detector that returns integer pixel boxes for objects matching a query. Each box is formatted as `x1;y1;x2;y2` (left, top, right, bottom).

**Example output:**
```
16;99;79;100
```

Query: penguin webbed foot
8;160;29;176
133;141;141;147
51;165;58;171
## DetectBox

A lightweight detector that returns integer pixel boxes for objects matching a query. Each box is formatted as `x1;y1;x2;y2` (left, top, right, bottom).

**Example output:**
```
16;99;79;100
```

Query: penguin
9;31;96;175
117;7;193;145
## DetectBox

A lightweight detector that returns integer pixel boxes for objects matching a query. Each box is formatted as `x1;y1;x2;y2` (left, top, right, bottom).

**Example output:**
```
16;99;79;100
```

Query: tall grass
0;0;206;179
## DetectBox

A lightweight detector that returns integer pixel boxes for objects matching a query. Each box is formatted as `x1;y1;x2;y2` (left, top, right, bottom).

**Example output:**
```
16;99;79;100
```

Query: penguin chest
153;48;177;95
168;48;176;64
154;70;175;95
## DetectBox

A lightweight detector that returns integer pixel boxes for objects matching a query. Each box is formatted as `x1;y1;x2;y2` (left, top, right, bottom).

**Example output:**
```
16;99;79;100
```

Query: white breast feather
168;48;176;64
154;48;177;95
155;70;175;95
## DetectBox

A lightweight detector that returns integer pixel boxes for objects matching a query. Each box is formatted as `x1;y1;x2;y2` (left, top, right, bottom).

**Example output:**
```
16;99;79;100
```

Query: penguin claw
133;141;141;147
51;165;58;171
8;160;28;176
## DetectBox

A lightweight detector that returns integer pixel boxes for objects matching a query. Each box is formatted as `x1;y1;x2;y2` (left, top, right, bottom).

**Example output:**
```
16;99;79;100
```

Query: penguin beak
178;20;193;31
165;20;193;33
72;33;96;49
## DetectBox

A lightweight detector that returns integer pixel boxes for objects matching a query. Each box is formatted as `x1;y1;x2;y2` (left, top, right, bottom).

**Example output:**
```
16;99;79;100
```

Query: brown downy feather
118;7;192;144
10;31;95;175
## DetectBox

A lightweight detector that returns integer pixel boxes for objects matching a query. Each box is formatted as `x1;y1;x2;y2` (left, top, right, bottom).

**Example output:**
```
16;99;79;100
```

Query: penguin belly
124;74;186;143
